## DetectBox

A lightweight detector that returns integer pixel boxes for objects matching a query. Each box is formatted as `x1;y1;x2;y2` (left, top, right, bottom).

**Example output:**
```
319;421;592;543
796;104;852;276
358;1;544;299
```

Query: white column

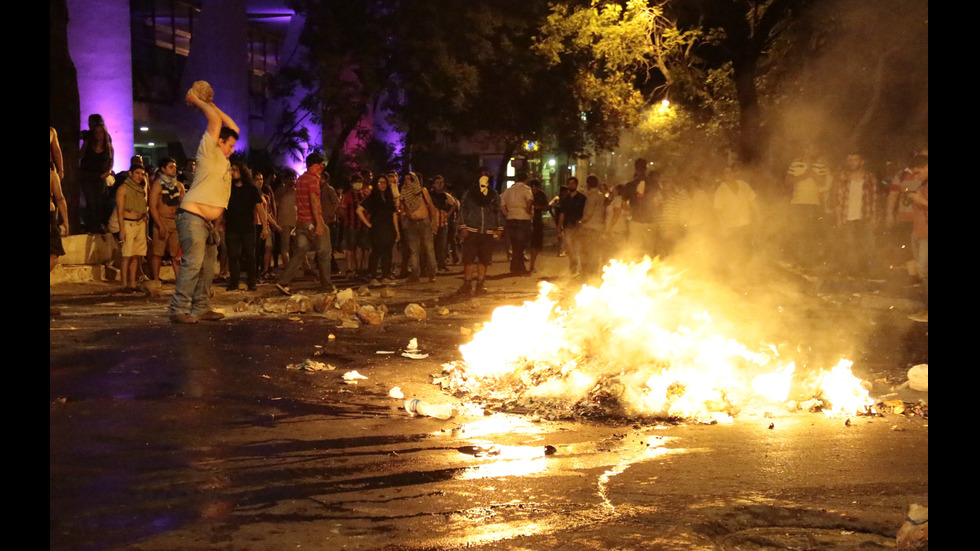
67;0;135;173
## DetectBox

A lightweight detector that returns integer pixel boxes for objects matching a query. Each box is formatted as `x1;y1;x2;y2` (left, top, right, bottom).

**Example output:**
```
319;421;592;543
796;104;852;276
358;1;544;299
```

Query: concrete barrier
61;233;119;265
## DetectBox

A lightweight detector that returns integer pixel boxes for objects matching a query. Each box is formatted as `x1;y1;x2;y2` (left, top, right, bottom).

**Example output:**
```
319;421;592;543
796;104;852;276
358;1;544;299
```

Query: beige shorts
121;219;148;257
152;217;180;257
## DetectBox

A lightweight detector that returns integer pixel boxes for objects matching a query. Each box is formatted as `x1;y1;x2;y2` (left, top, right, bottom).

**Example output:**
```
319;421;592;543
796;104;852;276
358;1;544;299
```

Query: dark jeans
368;224;397;278
434;225;449;269
506;219;531;273
80;173;108;231
226;227;257;289
839;219;876;276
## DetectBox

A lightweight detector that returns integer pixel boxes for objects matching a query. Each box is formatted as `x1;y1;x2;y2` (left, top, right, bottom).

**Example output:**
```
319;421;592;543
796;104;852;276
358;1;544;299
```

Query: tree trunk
731;52;763;168
50;0;82;234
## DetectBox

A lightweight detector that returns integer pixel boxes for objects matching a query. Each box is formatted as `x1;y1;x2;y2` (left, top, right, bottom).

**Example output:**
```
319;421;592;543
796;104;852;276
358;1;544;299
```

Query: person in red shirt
275;153;335;294
338;174;371;280
885;146;928;278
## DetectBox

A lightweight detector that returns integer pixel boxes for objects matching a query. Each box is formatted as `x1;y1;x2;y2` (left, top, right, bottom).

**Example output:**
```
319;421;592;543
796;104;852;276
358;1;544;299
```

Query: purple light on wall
67;0;135;174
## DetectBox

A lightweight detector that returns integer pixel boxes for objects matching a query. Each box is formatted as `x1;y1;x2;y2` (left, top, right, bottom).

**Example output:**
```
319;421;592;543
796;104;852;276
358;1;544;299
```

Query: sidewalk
50;229;925;317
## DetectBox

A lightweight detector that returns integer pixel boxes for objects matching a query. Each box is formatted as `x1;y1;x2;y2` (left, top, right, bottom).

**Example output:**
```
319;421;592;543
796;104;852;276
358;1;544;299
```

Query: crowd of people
543;148;927;323
51;97;927;324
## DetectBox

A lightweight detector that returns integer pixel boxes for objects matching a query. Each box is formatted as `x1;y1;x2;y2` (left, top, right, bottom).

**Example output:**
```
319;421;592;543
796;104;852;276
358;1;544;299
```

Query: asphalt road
50;248;928;551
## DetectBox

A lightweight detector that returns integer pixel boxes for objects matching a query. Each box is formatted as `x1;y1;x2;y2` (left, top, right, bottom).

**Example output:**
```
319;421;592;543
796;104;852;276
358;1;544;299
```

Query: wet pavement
50;246;927;551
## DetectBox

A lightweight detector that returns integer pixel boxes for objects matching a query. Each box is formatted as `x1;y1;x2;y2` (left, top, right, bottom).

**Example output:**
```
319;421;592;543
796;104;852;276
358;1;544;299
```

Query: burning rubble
436;257;887;424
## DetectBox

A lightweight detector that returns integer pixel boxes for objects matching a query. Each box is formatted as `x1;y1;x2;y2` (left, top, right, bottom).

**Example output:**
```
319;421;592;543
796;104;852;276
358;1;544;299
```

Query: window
131;0;199;104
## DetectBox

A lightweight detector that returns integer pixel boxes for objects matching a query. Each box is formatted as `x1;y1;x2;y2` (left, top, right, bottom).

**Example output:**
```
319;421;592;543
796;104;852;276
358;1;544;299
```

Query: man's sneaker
170;313;199;324
474;281;488;296
198;310;225;321
317;285;337;294
275;283;292;296
457;281;472;296
908;310;928;323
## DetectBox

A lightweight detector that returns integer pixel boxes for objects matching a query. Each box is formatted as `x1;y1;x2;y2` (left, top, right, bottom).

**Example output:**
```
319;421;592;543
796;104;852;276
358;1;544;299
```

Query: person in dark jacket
224;162;263;291
456;175;503;295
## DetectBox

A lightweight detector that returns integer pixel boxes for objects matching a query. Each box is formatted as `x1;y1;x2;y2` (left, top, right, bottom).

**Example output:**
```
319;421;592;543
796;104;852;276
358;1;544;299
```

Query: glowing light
548;159;556;167
451;257;874;422
751;363;796;403
816;359;875;417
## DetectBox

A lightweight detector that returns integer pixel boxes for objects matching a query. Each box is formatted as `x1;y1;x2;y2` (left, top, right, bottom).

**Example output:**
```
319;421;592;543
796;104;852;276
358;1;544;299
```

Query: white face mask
479;176;489;195
353;183;363;191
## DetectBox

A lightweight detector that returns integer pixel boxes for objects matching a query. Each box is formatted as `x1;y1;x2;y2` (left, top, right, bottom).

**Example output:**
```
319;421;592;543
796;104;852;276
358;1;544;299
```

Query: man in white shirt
168;85;239;324
499;173;534;275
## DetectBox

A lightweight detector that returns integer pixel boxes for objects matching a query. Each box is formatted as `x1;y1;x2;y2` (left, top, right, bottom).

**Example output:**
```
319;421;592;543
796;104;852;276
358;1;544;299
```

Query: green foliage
533;0;713;155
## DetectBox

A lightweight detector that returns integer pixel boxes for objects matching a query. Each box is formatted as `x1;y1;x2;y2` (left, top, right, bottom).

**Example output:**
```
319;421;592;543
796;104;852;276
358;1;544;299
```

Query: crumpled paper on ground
286;359;334;371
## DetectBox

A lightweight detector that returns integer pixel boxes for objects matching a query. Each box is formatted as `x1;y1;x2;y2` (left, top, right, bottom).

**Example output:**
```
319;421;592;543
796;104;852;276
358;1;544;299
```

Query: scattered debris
263;295;312;314
404;303;427;321
380;287;396;298
404;398;457;419
322;310;346;321
907;364;927;392
458;445;500;457
882;400;906;415
335;288;355;306
357;304;387;325
355;285;372;297
285;294;312;313
342;370;368;382
896;503;928;548
402;337;428;359
389;386;404;399
286;359;335;372
311;292;336;313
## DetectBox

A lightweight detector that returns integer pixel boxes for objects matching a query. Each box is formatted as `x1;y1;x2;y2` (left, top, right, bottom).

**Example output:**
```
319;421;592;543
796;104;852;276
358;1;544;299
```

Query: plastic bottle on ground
404;398;457;420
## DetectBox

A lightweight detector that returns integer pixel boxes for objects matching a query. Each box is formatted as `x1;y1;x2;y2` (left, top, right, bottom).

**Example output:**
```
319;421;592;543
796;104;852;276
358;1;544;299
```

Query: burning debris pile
436;258;880;424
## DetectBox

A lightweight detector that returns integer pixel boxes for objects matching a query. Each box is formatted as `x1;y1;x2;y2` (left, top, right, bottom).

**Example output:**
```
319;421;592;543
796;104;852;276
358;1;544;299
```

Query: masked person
456;175;503;295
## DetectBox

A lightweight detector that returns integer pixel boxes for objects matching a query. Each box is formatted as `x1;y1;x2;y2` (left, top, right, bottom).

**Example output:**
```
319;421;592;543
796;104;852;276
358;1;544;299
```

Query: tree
385;0;566;187
762;0;928;162
282;0;398;182
674;0;812;165
535;0;714;156
534;0;816;167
